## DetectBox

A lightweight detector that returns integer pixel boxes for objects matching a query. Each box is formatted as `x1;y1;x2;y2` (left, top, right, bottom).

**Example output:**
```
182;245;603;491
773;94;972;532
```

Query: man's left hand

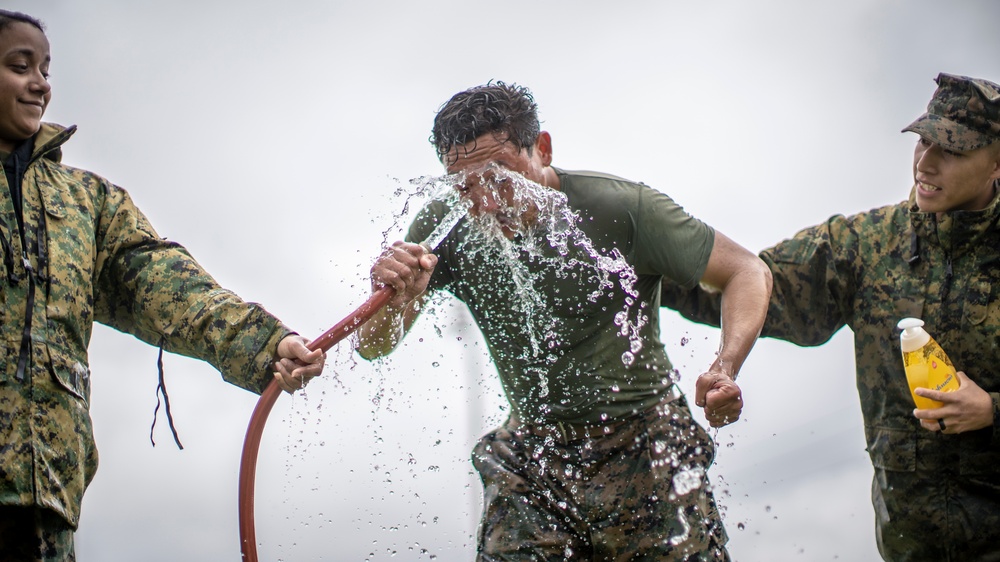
913;371;992;434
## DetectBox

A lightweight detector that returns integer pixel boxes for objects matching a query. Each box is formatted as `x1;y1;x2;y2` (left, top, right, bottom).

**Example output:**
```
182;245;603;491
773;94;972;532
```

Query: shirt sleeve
633;185;715;289
758;215;855;345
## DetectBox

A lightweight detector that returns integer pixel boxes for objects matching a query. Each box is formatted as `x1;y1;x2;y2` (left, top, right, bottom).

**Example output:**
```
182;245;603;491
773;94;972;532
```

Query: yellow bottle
897;318;960;410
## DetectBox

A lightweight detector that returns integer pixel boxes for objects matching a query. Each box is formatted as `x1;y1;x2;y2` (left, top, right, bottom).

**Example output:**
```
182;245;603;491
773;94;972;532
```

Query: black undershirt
2;136;35;234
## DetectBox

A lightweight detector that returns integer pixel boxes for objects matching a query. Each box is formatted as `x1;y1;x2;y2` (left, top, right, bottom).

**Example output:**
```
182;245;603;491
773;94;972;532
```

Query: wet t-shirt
407;168;714;425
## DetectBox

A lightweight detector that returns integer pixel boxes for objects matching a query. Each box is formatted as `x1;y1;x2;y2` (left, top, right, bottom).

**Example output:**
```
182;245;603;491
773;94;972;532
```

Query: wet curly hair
430;81;540;163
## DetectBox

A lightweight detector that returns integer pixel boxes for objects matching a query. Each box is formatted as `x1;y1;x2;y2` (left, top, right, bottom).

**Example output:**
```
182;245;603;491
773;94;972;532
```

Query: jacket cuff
250;322;296;394
220;306;294;394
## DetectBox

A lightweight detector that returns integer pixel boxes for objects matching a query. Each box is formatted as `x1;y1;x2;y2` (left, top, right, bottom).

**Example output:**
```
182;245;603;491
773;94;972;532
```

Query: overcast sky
8;1;1000;560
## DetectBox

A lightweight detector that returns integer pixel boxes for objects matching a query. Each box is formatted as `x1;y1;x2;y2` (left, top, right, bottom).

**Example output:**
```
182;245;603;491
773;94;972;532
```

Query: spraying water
376;168;695;443
420;196;471;252
293;167;710;560
397;165;647;383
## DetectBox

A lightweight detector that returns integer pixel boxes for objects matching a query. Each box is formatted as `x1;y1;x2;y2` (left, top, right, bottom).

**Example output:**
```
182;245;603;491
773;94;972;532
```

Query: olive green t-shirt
407;168;714;424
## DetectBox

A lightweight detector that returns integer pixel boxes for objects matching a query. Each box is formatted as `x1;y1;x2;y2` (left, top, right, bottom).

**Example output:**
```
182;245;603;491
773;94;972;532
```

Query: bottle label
934;371;955;392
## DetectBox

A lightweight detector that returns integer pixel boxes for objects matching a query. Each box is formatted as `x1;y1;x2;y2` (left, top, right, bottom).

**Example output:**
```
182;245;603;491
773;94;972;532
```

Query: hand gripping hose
237;198;467;561
238;285;393;561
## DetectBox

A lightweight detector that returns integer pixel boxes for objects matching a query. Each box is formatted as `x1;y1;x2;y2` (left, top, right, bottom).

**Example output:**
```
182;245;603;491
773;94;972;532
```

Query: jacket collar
28;122;76;166
908;184;1000;256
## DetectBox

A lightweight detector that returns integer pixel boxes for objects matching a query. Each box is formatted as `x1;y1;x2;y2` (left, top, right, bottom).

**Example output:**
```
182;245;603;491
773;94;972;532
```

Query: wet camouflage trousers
0;506;75;561
472;397;729;561
873;435;1000;562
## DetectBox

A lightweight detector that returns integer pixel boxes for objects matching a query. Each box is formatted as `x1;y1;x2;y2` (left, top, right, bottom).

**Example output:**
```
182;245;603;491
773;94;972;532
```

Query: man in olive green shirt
358;82;771;561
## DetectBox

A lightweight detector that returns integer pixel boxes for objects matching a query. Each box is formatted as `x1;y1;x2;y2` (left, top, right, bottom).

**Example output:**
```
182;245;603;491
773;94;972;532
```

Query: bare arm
693;230;772;426
356;241;437;360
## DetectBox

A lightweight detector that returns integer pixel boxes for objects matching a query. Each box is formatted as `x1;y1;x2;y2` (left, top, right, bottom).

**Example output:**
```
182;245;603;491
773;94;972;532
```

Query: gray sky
8;1;1000;560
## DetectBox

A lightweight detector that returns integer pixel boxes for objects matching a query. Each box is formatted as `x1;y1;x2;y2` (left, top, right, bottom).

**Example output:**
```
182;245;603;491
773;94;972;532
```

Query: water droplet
667;506;692;546
672;465;705;496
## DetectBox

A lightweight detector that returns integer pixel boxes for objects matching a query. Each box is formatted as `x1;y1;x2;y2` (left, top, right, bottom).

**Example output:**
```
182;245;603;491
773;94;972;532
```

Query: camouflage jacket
0;123;292;528
663;187;1000;482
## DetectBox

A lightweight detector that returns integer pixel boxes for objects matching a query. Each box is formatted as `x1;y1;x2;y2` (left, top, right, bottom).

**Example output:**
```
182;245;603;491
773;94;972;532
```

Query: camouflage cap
902;73;1000;151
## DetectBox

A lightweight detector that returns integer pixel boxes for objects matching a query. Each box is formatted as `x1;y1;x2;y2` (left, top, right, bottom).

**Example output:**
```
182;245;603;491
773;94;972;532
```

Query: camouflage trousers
873;435;1000;562
0;505;75;561
472;396;729;561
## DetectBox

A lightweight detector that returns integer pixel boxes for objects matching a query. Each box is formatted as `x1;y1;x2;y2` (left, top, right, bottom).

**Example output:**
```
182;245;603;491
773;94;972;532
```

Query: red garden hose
238;286;394;561
237;198;464;559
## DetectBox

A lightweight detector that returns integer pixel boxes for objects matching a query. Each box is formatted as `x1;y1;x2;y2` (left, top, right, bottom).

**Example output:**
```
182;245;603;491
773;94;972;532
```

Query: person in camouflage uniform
357;82;773;561
0;11;326;561
661;73;1000;562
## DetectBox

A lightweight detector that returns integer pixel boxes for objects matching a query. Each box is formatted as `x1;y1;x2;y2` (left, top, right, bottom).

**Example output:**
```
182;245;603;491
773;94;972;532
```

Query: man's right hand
358;241;438;360
695;370;743;427
371;241;438;309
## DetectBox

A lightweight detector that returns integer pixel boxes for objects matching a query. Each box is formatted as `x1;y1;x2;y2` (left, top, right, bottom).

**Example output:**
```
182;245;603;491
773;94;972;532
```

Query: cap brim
902;113;994;152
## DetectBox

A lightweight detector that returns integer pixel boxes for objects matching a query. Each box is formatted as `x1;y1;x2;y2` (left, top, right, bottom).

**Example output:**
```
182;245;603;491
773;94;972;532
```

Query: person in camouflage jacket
661;73;1000;561
0;11;325;560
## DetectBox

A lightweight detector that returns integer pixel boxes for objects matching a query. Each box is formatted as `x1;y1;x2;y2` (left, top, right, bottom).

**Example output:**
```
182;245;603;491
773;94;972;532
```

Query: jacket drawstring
8;144;37;383
150;337;184;450
17;212;52;382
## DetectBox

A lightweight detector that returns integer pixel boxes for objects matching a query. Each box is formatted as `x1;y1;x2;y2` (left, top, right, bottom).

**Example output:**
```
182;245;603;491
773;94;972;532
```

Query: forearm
356;296;422;360
711;265;772;379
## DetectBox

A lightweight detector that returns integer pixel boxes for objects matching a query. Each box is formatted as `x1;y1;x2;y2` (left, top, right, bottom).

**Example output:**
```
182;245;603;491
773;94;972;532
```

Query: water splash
425;165;645;370
373;166;652;433
420;196;472;252
296;168;668;559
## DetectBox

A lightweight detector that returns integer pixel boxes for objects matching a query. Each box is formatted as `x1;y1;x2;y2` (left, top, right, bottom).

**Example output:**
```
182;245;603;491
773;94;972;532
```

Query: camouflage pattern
902;73;1000;152
473;397;729;561
0;505;75;561
0;123;292;528
661;187;1000;561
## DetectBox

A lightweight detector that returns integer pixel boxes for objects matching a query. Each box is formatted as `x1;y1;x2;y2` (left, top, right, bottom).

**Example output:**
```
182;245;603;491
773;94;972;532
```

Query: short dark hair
430;81;540;163
0;10;45;34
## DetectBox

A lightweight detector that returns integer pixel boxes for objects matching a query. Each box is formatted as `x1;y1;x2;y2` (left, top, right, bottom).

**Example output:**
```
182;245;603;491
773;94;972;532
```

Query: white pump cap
898;317;931;352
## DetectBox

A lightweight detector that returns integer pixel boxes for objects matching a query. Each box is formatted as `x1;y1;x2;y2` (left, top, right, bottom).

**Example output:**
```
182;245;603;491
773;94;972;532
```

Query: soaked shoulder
556;168;645;194
555;168;650;215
